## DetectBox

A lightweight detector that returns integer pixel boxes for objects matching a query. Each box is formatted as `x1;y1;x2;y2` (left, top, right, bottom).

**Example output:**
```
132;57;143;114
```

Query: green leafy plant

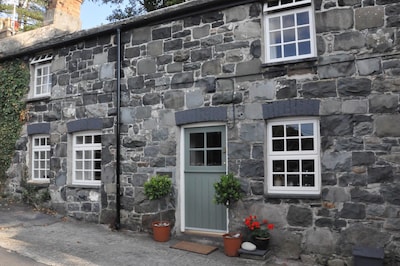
213;173;242;207
0;60;29;194
144;174;172;200
144;174;172;224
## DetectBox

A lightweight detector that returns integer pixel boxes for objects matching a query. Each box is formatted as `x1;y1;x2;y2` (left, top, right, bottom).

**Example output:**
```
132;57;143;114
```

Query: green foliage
213;173;242;207
0;0;46;32
105;0;184;22
144;174;172;200
0;60;29;192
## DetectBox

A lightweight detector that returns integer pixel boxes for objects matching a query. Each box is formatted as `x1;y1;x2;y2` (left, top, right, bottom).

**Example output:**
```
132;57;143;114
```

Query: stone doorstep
239;248;271;260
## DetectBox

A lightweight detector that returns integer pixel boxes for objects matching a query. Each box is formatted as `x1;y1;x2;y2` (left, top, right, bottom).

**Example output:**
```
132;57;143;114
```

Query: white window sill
262;57;317;68
27;180;50;187
26;95;51;103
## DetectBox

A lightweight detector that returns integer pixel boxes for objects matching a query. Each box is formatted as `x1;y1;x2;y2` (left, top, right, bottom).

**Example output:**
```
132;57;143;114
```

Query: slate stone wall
6;0;400;264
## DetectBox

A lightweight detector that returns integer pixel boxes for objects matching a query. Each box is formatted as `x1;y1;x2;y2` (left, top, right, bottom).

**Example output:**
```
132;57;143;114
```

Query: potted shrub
213;173;242;208
144;174;172;242
213;173;243;256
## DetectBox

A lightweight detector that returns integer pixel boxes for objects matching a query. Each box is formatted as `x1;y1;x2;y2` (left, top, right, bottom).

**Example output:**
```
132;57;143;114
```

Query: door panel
184;126;227;232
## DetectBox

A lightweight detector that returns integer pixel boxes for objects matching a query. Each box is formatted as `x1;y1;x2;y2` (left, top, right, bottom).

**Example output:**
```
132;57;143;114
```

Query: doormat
171;241;218;255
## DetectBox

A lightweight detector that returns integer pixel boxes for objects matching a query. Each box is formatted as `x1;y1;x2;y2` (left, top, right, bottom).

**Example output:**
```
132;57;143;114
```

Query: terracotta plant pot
222;233;242;257
152;221;170;242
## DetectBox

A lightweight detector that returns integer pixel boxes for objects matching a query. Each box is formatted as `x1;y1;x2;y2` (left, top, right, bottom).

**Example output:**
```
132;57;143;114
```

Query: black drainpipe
115;28;122;230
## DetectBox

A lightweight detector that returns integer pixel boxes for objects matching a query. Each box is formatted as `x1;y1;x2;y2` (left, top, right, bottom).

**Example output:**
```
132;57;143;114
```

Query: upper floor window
31;135;50;181
267;118;320;196
30;54;53;98
263;0;316;63
72;131;102;186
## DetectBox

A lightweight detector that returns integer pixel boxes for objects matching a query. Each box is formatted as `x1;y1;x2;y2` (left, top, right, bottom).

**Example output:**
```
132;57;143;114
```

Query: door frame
179;122;228;233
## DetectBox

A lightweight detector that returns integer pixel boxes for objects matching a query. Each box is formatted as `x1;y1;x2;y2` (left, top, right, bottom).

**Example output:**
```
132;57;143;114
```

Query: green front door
184;126;227;232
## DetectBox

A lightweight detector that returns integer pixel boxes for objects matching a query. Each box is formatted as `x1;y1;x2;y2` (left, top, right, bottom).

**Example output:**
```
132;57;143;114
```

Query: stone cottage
1;0;400;264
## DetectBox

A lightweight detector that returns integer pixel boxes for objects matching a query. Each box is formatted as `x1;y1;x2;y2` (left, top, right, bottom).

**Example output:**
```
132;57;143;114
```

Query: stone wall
4;0;400;264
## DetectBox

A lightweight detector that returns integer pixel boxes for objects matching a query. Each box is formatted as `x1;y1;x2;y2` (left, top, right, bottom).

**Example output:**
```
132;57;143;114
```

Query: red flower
244;215;274;238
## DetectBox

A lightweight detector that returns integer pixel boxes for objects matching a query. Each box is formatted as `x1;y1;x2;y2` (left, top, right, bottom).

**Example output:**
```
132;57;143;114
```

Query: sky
80;1;116;29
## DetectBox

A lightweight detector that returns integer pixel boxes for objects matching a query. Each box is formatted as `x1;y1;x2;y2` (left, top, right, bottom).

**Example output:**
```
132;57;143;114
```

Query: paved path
0;201;303;266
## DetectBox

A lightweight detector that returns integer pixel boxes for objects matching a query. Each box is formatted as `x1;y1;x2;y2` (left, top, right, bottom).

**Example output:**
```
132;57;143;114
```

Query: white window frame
267;117;320;196
30;54;53;98
263;0;316;63
31;135;51;182
72;131;102;186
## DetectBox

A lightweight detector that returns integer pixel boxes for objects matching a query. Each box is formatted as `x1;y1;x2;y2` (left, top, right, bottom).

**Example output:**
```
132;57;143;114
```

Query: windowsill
67;183;101;189
27;180;50;187
25;95;51;103
266;192;320;199
262;57;318;68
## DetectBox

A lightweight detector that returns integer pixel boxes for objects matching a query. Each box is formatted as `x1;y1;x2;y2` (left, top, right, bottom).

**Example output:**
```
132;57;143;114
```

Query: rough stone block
375;114;400;137
163;90;184;109
152;27;171;40
137;58;156;75
355;6;384;30
350;188;384;204
337;78;371;97
356;58;382;76
339;202;366;219
315;8;354;33
287;206;313;227
334;31;365;51
369;94;398;113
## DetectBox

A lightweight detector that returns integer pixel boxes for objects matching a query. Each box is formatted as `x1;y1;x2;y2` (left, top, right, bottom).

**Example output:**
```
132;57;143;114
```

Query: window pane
269;17;281;30
94;171;101;180
76;136;83;144
84;160;91;170
273;160;285;172
302;160;314;172
84;150;91;159
76;171;83;180
190;133;204;148
94;150;101;159
287;139;299;151
298;41;311;55
84;171;91;180
270;45;282;59
273;174;285;186
302;174;315;186
94;135;101;143
297;26;310;40
272;125;284;137
286;124;299;136
76;161;82;169
283;29;295;42
207;132;221;148
94;161;101;170
270;31;282;44
282;14;295;28
85;135;92;144
190;151;204;166
287;175;299;186
297;11;309;25
301;138;314;150
301;123;313;136
76;150;83;159
207;150;222;166
287;160;299;172
273;139;284;151
284;43;296;57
